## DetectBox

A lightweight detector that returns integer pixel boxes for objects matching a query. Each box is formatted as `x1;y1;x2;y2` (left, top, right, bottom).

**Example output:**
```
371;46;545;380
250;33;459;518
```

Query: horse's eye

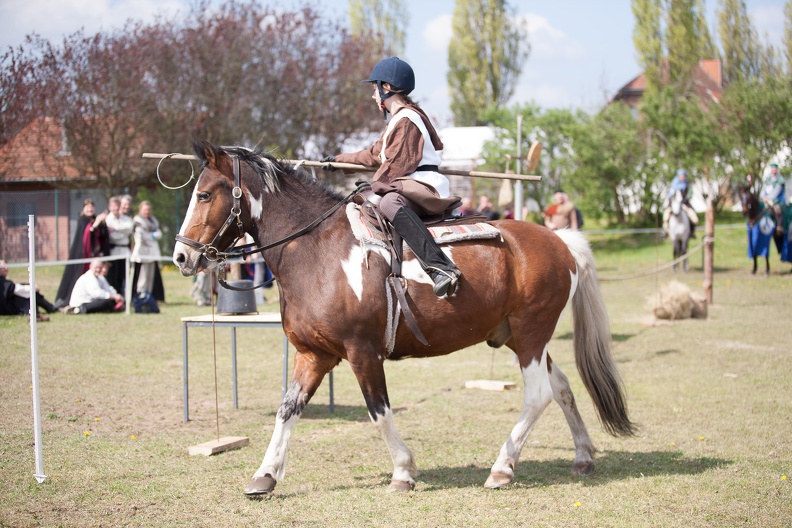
197;191;210;201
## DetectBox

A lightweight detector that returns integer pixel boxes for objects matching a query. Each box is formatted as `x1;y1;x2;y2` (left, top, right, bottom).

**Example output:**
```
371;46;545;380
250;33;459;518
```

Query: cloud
422;13;453;52
0;0;188;49
521;12;587;62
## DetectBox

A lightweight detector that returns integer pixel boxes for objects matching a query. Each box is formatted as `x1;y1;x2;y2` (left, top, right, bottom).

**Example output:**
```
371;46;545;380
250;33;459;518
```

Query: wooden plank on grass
464;380;516;391
188;436;250;456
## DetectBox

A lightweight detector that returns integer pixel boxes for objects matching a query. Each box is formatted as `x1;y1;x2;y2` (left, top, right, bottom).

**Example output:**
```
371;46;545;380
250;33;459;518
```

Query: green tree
666;0;703;93
718;0;761;83
447;0;529;126
632;0;664;91
348;0;408;56
785;0;792;74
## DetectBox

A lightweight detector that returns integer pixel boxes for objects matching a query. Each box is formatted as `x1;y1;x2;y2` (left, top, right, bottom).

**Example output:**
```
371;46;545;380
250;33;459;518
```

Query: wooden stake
188;436;250;456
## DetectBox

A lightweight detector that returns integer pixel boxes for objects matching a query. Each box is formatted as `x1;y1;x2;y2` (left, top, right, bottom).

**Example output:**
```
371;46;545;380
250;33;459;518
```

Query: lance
142;153;542;182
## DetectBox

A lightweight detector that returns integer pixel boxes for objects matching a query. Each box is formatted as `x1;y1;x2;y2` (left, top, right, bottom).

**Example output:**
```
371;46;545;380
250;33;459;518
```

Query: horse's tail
555;229;637;437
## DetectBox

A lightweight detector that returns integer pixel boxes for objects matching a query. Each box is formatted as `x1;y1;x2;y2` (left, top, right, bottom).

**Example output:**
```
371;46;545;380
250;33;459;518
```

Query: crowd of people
0;195;167;322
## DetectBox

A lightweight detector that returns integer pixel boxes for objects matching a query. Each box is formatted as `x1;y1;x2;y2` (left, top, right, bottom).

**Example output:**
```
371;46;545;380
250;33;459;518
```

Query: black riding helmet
362;57;415;113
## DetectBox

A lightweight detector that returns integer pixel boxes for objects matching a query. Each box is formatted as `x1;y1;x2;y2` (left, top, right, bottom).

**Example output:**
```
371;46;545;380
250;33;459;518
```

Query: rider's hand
321;156;336;172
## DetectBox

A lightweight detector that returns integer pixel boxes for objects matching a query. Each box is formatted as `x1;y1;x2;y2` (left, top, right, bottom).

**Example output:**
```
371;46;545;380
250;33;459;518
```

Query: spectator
64;260;124;314
0;260;56;321
131;200;165;300
54;198;109;309
477;195;501;221
541;190;579;230
760;163;786;234
105;196;135;294
456;197;477;217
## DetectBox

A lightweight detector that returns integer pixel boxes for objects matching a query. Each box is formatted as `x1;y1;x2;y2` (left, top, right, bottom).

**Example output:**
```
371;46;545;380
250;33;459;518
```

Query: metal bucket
216;280;257;314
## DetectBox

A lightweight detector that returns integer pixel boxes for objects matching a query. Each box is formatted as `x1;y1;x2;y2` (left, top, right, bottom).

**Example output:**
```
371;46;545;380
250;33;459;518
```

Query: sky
0;0;787;126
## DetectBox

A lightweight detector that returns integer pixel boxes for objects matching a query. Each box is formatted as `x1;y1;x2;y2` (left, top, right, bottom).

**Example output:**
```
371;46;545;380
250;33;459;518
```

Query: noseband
175;156;245;263
176;154;371;268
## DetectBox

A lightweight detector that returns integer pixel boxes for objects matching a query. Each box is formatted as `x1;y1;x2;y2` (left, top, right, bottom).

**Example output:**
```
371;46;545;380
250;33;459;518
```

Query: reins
177;154;370;291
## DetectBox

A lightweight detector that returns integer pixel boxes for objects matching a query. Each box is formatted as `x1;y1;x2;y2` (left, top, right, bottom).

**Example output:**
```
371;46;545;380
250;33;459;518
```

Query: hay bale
689;291;708;319
650;280;693;320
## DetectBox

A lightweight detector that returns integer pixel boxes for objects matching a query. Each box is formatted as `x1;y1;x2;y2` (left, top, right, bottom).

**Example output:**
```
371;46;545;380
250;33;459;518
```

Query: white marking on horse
248;190;263;221
372;406;416;484
173;181;201;266
401;246;455;286
340;243;391;302
490;348;553;480
253;412;299;482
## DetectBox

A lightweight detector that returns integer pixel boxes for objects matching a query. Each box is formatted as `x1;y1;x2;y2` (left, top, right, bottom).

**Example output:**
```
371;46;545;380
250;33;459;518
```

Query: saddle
349;190;500;350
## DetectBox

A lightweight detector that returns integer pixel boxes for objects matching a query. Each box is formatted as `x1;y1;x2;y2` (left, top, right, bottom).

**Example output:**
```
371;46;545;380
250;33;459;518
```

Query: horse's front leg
348;348;417;492
244;350;338;497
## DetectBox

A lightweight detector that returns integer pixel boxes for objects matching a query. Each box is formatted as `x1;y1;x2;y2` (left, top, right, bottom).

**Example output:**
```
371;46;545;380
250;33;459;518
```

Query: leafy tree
348;0;408;56
718;0;761;83
632;0;665;91
568;103;647;224
785;0;792;74
447;0;529;126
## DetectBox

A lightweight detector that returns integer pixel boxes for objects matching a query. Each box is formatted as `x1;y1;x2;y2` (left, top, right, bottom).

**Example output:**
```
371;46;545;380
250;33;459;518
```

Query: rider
760;163;786;234
322;57;461;297
663;168;698;238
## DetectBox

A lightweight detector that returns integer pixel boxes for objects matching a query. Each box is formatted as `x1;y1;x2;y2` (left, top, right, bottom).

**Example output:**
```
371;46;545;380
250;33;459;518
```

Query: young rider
322;57;461;297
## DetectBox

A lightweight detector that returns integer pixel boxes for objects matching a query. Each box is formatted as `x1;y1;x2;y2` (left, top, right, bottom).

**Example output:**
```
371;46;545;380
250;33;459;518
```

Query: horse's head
739;186;758;222
670;189;683;215
173;140;260;276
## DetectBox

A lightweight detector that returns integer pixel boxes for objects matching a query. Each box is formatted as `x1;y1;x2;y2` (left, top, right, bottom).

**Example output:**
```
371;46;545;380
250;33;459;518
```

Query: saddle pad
346;203;501;249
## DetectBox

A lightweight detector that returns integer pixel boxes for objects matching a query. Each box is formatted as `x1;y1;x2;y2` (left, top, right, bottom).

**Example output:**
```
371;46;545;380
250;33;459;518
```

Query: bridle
175;156;246;264
175;154;370;288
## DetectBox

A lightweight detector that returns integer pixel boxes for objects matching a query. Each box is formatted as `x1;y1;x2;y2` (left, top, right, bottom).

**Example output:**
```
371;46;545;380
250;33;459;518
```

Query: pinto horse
173;141;636;496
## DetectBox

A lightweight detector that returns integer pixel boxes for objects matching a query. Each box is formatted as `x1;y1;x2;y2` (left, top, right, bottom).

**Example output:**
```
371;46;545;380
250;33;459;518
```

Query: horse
172;140;636;496
667;190;691;272
740;187;789;275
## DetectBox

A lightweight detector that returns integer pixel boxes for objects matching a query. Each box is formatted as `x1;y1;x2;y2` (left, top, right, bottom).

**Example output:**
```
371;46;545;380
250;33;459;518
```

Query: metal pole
28;215;47;483
515;115;524;220
703;196;715;304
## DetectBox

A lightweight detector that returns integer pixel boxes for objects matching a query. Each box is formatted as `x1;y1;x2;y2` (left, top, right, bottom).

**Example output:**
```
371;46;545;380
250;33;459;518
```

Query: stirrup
428;268;460;297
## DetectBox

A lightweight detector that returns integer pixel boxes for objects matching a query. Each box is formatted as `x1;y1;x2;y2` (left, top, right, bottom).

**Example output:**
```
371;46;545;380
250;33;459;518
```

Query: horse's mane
192;140;345;202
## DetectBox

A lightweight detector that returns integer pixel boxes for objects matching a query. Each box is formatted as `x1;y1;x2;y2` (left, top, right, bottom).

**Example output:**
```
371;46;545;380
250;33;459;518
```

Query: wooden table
181;313;334;422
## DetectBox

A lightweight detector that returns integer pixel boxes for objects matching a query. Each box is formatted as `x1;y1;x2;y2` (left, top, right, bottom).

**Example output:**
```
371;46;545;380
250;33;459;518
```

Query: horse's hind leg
547;355;595;475
485;345;553;489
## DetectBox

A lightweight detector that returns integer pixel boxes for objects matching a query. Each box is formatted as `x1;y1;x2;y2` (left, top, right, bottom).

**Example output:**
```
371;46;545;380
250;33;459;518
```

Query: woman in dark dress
54;199;109;309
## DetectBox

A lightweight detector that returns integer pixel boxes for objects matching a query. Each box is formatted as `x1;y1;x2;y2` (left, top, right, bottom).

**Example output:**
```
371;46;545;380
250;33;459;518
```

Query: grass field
1;222;791;527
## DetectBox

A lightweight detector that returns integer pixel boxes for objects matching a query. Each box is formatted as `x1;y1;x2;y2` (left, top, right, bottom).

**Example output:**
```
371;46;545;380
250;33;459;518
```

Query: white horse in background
668;190;691;272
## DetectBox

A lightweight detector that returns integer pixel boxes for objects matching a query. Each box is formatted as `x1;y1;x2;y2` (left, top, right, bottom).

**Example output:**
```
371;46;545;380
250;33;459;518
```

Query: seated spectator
542;190;579;230
477;195;501;221
64;260;124;314
0;260;56;321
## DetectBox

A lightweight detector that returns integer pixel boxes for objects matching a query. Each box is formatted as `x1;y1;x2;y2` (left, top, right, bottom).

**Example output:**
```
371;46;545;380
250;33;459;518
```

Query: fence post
703;196;714;304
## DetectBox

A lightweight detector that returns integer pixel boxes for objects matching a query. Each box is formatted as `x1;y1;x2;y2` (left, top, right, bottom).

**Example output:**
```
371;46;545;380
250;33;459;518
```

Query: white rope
599;237;714;281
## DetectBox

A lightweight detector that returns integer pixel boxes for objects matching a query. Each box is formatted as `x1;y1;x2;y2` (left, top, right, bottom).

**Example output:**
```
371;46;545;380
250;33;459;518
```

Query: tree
665;0;704;94
348;0;409;56
718;0;761;83
447;0;529;126
785;0;792;75
632;0;664;91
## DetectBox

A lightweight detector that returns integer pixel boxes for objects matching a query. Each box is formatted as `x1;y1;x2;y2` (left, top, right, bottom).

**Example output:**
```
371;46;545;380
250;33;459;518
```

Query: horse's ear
191;139;218;169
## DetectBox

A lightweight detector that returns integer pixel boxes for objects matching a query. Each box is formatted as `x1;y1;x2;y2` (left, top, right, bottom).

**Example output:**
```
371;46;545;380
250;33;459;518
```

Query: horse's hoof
243;474;277;497
484;471;513;489
572;460;595;476
387;479;415;492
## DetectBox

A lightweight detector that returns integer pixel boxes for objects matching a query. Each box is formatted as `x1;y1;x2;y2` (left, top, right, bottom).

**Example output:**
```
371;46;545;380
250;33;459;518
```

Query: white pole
125;255;132;315
515;115;524;220
28;215;47;483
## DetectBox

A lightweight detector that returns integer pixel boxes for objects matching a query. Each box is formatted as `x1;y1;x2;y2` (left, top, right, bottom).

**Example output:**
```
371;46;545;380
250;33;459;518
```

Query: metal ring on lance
156;153;195;190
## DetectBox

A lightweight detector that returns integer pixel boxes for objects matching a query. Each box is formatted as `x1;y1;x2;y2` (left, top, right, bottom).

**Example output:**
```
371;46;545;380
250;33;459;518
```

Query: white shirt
70;271;118;307
106;212;135;248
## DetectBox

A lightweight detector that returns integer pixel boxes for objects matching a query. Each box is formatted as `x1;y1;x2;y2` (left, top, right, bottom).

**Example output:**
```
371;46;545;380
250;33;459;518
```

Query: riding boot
391;207;461;297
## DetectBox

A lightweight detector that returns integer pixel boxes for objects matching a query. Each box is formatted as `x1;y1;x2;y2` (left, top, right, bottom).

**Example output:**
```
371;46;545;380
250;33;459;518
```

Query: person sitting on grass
0;259;56;322
63;260;124;314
